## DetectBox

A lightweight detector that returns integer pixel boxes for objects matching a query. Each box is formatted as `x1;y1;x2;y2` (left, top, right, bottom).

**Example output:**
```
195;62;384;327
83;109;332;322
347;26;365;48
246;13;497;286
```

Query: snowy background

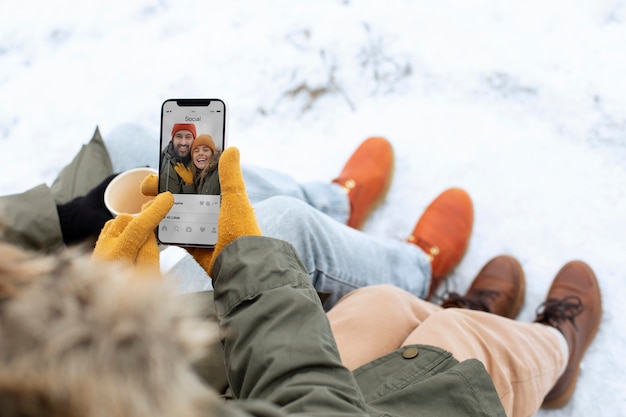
1;0;625;415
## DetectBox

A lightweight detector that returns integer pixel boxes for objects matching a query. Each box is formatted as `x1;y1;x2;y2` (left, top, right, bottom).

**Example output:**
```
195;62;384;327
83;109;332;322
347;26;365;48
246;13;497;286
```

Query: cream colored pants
328;284;568;417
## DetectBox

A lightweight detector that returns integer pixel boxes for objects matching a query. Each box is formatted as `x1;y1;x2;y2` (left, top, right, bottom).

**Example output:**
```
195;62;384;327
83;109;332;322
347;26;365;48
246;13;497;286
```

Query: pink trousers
327;284;568;417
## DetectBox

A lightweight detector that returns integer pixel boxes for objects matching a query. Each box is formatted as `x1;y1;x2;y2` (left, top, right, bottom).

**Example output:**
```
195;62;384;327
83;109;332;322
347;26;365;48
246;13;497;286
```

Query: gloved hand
188;147;262;276
56;174;117;246
141;173;158;196
174;162;194;185
92;191;174;274
140;147;261;277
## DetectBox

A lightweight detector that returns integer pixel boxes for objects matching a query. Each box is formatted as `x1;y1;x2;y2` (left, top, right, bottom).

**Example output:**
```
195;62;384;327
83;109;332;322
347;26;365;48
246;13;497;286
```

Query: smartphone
157;98;227;247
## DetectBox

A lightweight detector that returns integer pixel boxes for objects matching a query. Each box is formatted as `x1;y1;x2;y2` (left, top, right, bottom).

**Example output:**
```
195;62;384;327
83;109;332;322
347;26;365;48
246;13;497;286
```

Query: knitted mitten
174;162;194;185
187;147;262;276
140;147;261;277
141;174;159;196
92;191;174;274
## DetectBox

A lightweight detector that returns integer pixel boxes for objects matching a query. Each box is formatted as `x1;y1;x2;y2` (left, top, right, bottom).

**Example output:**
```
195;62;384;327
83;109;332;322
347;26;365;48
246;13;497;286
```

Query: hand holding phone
186;146;262;276
157;98;227;247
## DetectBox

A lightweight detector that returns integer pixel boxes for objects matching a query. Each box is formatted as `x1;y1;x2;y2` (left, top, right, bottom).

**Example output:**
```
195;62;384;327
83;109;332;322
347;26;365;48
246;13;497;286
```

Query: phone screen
157;98;227;247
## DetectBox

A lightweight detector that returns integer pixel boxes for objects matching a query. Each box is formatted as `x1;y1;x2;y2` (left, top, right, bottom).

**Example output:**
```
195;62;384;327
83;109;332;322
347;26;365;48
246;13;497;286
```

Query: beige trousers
328;284;568;417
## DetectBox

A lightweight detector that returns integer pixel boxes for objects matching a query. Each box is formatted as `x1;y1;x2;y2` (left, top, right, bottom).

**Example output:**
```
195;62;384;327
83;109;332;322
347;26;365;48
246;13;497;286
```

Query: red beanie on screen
171;123;197;139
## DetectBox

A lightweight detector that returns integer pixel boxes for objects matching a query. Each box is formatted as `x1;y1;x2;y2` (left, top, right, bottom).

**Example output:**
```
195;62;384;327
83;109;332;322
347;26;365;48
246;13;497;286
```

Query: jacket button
402;346;419;359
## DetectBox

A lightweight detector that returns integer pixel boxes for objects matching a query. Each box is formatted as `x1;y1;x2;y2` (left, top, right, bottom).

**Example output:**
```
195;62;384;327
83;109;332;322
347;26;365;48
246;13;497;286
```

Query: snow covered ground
1;1;625;415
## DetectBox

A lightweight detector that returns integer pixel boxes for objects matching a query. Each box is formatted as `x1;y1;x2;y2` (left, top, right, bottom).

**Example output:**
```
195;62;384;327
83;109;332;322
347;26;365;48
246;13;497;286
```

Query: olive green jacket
203;236;506;417
182;168;221;195
159;141;188;194
0;127;113;251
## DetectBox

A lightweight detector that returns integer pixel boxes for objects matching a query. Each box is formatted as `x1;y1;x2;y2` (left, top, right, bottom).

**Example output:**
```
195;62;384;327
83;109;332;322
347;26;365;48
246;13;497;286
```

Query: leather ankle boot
441;255;525;318
332;137;394;230
407;188;473;299
535;260;602;409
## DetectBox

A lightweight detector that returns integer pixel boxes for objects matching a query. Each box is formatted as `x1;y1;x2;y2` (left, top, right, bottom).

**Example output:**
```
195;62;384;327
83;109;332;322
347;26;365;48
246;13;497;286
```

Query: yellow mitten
174;162;194;185
138;175;165;270
138;149;260;277
187;147;262;276
93;191;174;274
141;173;159;197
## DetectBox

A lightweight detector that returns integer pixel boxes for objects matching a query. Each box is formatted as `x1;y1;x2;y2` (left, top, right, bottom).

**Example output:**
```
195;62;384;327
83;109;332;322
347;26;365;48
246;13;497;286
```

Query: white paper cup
104;167;158;217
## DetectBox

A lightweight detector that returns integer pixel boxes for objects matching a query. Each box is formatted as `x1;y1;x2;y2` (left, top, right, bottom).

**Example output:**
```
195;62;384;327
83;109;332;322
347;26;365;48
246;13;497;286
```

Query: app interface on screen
159;193;220;246
159;100;225;246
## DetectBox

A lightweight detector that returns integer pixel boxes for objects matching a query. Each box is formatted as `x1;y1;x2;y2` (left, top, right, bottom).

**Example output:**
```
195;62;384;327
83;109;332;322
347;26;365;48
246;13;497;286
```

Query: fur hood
0;243;218;417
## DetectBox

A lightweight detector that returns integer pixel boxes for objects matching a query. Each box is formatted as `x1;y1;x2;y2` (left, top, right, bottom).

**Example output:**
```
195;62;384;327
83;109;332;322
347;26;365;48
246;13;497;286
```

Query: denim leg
103;124;351;224
255;196;432;310
103;124;160;173
165;192;353;297
242;165;350;224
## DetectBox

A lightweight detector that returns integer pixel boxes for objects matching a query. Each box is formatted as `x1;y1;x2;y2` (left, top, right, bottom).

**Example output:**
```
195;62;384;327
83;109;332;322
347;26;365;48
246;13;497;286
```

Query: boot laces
441;289;499;313
535;295;584;331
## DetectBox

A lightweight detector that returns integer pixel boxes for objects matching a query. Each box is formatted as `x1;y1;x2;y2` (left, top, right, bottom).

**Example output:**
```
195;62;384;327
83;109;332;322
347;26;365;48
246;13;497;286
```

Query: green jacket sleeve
0;127;113;252
211;236;368;417
0;184;64;251
159;154;184;194
49;126;113;204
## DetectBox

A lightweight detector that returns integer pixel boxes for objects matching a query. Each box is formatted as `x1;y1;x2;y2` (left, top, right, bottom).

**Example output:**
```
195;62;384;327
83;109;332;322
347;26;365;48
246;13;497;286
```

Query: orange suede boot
332;137;394;229
407;188;473;299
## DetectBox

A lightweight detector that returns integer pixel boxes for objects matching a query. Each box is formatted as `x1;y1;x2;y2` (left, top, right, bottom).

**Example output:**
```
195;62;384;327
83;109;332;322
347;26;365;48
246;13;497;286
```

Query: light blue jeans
105;124;432;309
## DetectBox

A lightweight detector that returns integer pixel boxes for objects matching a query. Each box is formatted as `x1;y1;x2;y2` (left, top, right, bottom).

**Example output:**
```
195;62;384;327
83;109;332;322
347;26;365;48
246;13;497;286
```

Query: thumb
141;174;158;197
208;147;261;273
219;147;247;195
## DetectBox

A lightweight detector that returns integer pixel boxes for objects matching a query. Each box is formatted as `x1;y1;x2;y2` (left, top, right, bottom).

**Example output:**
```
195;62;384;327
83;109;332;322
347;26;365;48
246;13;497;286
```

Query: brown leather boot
332;137;394;230
441;255;525;318
535;260;602;409
407;188;473;299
